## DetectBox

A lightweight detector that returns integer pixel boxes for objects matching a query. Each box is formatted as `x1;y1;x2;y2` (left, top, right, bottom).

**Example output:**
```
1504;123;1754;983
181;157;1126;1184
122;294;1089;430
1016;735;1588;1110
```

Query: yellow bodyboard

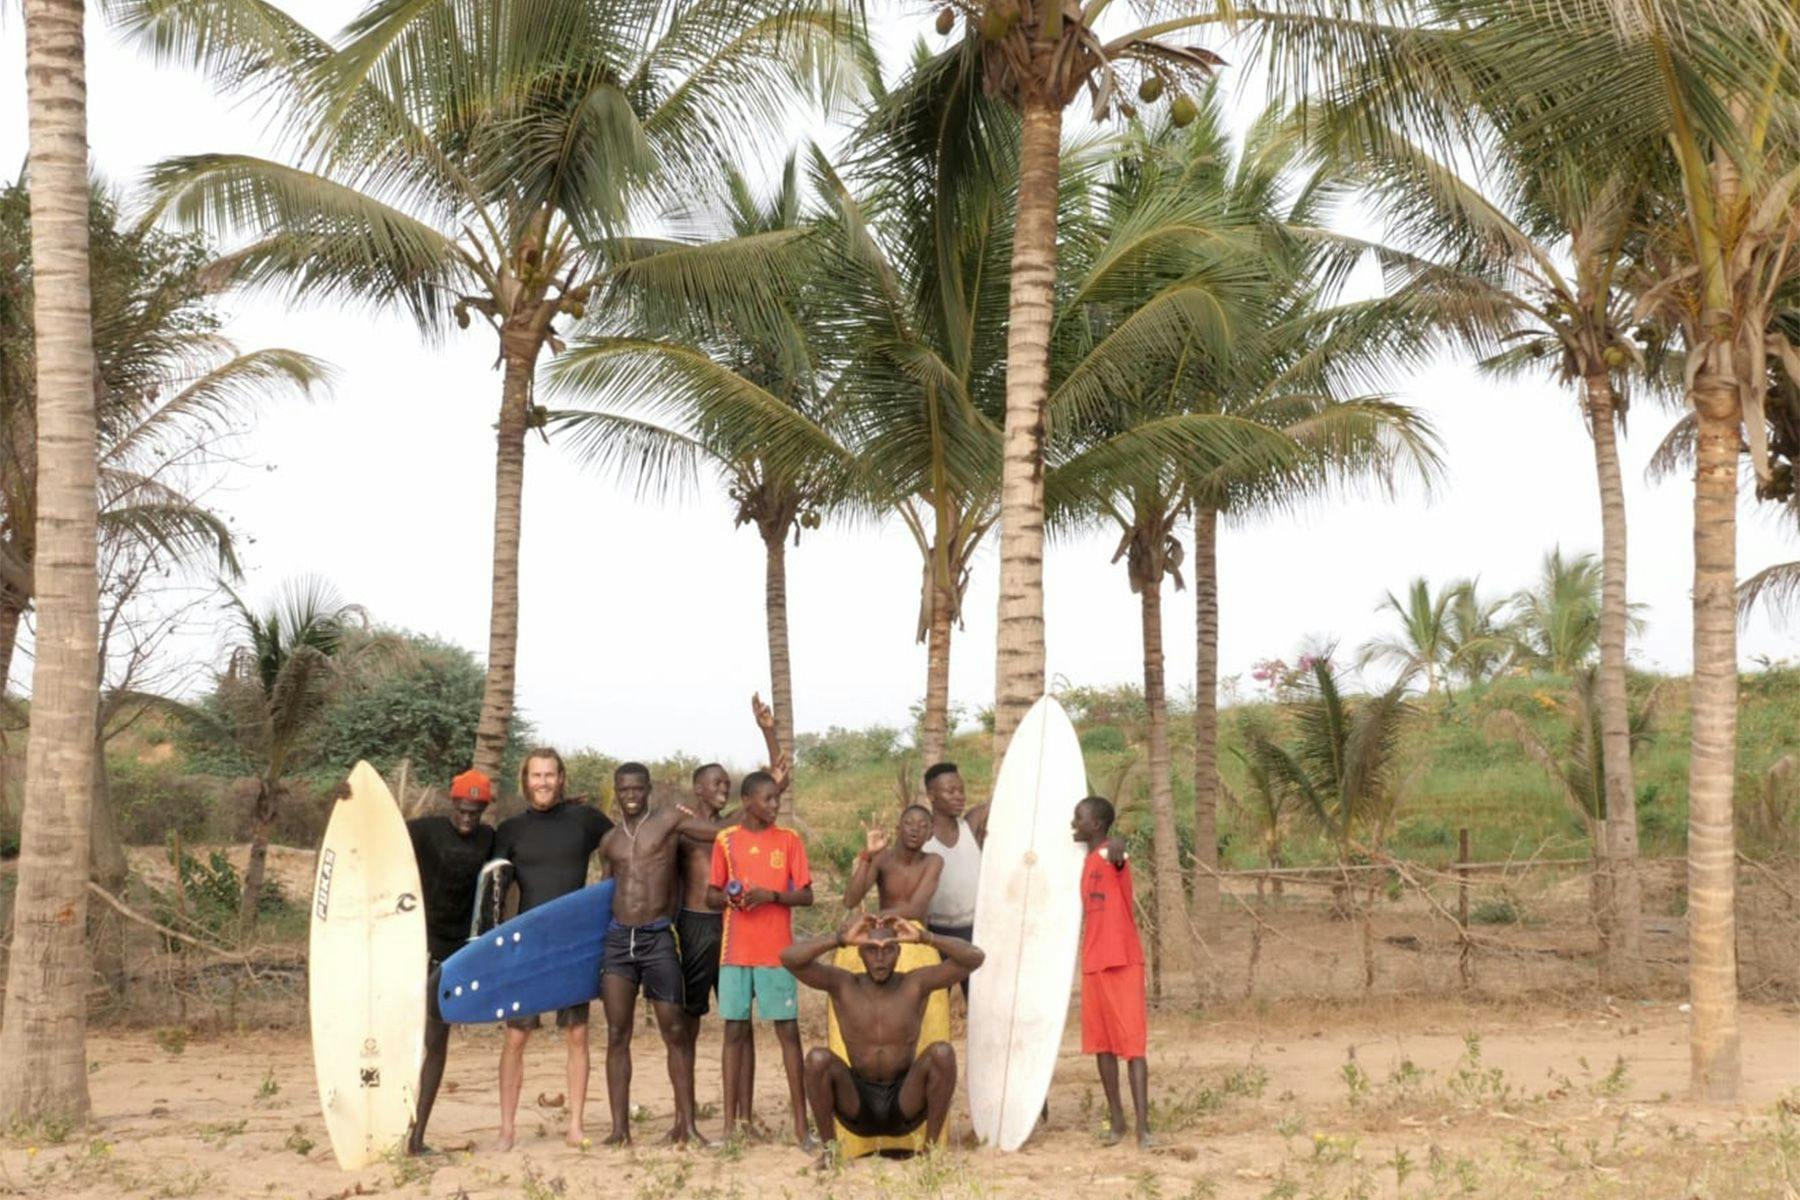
824;940;952;1157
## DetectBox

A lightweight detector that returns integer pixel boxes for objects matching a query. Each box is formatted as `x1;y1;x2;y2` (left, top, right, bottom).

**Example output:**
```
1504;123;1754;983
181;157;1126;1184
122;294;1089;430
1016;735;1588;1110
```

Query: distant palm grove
2;0;1796;1127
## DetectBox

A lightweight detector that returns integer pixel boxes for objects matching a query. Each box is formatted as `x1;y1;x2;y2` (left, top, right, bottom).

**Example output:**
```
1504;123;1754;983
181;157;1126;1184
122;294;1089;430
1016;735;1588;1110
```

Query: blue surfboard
438;879;614;1024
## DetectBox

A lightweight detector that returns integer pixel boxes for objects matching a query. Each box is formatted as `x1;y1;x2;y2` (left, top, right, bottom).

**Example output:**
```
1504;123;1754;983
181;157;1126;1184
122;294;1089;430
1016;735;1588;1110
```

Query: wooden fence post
1457;828;1472;989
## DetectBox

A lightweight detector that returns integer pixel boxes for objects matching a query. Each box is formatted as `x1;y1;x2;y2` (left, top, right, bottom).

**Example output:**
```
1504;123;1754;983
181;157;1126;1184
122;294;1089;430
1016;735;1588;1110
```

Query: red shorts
1080;962;1147;1058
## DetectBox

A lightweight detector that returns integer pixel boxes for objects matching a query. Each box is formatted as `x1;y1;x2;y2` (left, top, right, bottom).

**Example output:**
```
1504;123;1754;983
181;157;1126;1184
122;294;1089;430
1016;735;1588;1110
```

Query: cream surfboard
967;695;1088;1151
308;761;426;1170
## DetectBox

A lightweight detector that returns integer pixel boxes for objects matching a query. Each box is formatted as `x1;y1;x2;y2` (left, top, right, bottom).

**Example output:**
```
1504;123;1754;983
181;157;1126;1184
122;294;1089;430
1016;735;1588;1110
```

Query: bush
1470;897;1520;925
306;631;531;787
157;841;288;937
106;759;214;844
1079;725;1128;755
795;725;901;773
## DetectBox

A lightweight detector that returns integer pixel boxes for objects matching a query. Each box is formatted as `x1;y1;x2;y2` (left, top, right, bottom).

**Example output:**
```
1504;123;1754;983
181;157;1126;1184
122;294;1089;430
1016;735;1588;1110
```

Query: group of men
401;696;1154;1161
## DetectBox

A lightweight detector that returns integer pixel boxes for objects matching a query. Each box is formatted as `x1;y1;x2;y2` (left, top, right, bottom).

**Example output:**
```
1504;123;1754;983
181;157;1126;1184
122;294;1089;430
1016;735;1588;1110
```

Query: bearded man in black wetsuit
406;768;498;1155
492;748;614;1150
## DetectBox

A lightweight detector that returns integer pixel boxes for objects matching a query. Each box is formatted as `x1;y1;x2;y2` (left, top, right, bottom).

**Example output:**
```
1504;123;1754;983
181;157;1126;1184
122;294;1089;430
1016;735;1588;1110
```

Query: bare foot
1136;1130;1158;1150
1099;1126;1122;1147
810;1142;841;1171
602;1128;631;1147
565;1127;590;1149
797;1130;821;1153
494;1131;517;1152
405;1141;434;1157
663;1124;691;1146
685;1124;711;1148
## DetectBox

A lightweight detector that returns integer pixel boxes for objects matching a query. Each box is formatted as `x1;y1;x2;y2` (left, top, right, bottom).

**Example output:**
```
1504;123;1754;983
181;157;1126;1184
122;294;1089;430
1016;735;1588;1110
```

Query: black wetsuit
406;817;496;1021
493;800;614;1026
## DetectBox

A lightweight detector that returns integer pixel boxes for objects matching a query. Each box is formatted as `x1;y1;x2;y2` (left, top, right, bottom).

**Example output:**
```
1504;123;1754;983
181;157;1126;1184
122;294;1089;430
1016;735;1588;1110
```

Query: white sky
2;6;1792;762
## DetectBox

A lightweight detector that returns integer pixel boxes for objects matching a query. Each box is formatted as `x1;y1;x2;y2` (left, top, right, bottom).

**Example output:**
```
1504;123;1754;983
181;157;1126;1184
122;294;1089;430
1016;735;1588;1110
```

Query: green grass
783;669;1800;875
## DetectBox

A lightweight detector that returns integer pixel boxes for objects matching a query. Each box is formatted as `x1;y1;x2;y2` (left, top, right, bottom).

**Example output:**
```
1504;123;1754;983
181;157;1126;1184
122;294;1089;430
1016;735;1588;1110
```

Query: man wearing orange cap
405;768;498;1155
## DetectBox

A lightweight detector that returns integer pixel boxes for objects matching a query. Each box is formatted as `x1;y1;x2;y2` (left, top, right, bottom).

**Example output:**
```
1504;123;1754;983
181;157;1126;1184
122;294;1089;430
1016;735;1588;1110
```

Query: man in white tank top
919;762;989;997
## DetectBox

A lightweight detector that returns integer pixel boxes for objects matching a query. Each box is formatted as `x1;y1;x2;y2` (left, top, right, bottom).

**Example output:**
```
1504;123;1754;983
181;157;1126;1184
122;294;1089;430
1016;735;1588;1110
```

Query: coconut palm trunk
0;593;22;697
1686;370;1742;1101
1136;554;1191;979
0;0;99;1124
1191;504;1221;929
1584;373;1642;988
89;737;130;998
760;525;796;767
238;774;279;929
921;564;956;766
993;93;1062;757
472;341;537;780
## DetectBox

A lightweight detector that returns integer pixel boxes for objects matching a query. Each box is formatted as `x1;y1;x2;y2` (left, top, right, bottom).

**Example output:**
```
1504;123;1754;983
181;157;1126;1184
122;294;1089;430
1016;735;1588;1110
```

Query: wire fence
2;834;1794;1028
1135;839;1799;1007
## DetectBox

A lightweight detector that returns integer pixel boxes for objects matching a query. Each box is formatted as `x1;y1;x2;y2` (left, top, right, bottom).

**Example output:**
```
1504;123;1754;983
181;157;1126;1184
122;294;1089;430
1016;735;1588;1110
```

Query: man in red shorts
1071;795;1152;1148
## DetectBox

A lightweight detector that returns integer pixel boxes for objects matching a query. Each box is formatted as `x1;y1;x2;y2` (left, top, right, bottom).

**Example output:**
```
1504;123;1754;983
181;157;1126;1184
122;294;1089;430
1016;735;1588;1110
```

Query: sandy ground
2;996;1795;1199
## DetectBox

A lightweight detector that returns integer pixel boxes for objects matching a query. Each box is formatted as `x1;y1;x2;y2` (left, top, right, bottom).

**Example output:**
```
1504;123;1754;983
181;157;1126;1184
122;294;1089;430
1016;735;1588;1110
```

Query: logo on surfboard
314;849;336;920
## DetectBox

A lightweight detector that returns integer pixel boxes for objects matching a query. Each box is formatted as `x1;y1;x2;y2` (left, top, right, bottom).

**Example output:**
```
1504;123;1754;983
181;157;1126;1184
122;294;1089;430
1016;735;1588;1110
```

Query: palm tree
1486;668;1656;947
1046;106;1435;978
123;0;865;780
185;579;368;930
816;51;1015;766
1275;0;1800;1104
0;0;100;1126
907;4;1234;754
1506;548;1647;679
1357;577;1459;696
1;180;326;695
1334;120;1676;983
1443;579;1512;691
1239;655;1412;987
548;157;857;766
1125;93;1441;934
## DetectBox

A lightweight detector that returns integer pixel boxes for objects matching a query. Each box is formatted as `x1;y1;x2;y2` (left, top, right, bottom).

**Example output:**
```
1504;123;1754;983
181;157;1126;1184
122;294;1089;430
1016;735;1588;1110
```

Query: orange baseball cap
449;769;494;804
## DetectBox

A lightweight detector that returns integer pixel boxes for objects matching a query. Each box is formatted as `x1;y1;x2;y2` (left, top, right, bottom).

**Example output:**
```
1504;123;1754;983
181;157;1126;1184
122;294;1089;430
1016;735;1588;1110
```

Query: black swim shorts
839;1069;924;1138
676;908;723;1018
601;919;683;1005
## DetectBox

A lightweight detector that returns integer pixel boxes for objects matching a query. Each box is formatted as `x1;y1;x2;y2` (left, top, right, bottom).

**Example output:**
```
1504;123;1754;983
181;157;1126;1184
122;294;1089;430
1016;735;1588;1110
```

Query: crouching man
780;913;983;1164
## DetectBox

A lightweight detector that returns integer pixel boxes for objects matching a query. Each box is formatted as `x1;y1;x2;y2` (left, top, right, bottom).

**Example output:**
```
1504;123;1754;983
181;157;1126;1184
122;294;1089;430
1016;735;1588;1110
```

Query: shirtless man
597;762;726;1145
675;694;788;1138
842;804;943;921
783;913;984;1163
493;749;613;1150
919;763;990;997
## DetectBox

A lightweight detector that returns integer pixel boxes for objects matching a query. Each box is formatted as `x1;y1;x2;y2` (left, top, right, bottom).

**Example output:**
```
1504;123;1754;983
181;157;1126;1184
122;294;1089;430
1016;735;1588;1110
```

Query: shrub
1470;897;1520;925
1079;725;1128;755
106;759;213;844
795;725;901;772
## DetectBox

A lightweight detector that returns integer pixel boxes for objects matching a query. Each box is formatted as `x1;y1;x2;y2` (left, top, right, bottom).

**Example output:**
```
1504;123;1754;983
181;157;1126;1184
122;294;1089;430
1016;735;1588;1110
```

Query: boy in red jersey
707;770;815;1146
1071;795;1152;1148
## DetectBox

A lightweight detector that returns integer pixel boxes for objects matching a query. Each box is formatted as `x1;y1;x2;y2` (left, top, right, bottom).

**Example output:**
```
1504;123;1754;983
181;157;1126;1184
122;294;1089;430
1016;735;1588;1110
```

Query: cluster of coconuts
1134;73;1197;127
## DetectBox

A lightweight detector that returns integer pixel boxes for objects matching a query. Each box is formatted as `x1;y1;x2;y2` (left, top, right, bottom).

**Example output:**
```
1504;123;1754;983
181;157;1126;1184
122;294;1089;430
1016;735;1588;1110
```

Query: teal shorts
718;965;798;1021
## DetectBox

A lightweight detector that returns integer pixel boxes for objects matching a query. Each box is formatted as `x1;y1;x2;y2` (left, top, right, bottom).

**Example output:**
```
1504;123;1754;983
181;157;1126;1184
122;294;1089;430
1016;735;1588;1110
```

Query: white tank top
922;816;981;927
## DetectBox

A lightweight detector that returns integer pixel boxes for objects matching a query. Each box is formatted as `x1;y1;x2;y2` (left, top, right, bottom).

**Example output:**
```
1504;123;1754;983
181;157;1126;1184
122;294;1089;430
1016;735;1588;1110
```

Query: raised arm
779;914;871;992
841;825;889;911
751;692;789;795
967;801;992;848
896;921;985;993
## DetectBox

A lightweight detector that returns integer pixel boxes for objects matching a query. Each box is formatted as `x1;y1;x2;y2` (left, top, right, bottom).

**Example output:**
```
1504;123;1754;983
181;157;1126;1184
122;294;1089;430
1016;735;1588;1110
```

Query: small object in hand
726;879;745;908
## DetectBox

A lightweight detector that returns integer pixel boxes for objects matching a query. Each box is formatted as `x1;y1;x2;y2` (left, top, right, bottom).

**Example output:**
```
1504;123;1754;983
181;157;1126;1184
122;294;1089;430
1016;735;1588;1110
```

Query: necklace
621;813;648;842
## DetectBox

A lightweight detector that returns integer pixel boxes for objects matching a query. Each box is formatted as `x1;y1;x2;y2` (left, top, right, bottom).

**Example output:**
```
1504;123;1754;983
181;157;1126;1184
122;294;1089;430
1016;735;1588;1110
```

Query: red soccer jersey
710;824;811;967
1080;849;1145;975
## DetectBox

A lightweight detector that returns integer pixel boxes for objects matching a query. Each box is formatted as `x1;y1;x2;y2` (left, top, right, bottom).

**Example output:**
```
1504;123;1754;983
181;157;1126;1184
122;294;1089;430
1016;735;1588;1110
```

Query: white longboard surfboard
309;761;426;1170
967;695;1088;1151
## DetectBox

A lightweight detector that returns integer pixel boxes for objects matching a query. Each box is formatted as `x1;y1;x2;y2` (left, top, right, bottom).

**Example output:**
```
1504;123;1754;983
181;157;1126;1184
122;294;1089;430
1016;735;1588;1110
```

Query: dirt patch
2;1000;1794;1199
